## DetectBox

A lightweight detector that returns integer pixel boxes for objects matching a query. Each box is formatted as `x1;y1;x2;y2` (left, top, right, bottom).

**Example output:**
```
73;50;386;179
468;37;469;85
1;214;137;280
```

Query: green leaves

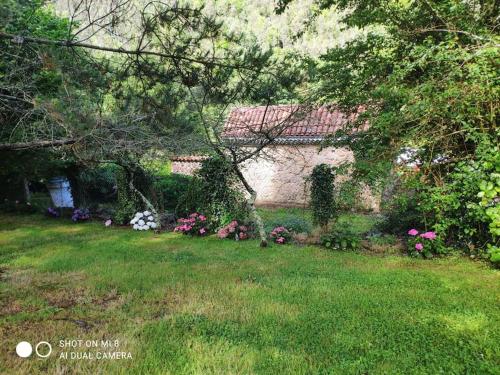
310;164;336;228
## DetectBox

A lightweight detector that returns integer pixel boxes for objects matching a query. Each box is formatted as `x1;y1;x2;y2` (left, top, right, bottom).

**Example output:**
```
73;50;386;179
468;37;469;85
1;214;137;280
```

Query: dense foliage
194;157;248;228
287;0;499;260
310;164;336;228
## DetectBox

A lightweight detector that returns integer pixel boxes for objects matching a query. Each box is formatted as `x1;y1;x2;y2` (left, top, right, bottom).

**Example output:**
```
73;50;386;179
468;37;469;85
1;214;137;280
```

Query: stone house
172;105;379;210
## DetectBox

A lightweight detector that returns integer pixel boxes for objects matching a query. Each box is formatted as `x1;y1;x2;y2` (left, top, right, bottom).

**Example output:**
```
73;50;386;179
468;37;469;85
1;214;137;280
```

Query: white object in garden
47;176;74;208
130;211;158;231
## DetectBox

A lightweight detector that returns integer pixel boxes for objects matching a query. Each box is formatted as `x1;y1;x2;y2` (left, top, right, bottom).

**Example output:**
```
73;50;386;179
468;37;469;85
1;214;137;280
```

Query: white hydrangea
130;211;158;231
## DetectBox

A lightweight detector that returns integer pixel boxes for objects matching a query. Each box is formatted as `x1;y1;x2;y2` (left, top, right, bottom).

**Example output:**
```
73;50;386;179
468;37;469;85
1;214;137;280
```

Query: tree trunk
23;178;31;202
247;190;268;247
232;165;267;247
128;177;161;233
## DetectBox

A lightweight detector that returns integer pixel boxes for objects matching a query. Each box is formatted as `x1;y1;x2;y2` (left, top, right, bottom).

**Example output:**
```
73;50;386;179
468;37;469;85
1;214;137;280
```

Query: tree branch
0;138;76;151
0;32;255;71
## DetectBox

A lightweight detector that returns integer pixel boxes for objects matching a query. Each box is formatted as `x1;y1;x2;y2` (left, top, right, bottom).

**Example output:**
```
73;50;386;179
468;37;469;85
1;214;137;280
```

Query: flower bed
270;226;292;244
174;212;208;236
217;221;250;240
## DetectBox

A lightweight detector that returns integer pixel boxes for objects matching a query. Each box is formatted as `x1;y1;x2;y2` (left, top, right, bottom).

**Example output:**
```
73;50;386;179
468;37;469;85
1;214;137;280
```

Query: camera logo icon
16;341;52;358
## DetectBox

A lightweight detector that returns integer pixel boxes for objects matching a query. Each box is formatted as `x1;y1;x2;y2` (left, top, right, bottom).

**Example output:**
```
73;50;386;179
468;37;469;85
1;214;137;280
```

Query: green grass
0;214;499;374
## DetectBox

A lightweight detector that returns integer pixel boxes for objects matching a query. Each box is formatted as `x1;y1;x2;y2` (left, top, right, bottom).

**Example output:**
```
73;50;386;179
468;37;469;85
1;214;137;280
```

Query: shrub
71;208;90;222
76;164;117;205
380;144;499;264
178;157;248;228
266;216;312;234
321;224;361;251
406;229;446;258
130;210;158;231
175;176;205;217
174;212;209;236
154;173;192;211
114;167;140;225
310;164;336;229
269;226;292;244
217;220;251;240
46;207;60;218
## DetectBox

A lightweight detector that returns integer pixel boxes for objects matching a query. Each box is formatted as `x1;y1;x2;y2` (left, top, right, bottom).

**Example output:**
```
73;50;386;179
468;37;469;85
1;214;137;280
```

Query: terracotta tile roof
223;105;360;139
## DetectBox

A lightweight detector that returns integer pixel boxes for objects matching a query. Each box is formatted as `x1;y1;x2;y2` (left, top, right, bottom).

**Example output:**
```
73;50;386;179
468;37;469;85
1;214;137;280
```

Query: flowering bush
407;229;443;258
72;208;90;222
174;212;208;236
270;226;292;244
46;207;60;218
130;211;158;231
217;220;250;240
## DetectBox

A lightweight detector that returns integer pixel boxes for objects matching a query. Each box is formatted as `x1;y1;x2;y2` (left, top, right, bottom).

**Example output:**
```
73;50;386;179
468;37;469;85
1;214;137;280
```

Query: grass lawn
0;214;499;374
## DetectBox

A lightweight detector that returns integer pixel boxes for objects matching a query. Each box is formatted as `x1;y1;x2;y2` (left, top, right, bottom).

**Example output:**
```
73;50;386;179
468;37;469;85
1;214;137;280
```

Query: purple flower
408;229;419;236
415;243;423;251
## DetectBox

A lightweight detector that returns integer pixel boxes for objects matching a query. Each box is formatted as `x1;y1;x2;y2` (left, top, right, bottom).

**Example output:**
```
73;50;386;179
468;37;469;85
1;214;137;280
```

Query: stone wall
171;145;380;211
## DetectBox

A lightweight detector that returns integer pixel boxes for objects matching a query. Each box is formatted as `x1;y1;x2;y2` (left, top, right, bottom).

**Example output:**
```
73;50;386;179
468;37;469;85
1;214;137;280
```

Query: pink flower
239;225;247;232
277;237;285;244
199;228;206;235
190;213;199;218
199;215;206;221
415;243;423;251
229;220;238;228
104;219;112;227
420;231;436;240
408;229;419;236
239;232;248;240
217;229;228;239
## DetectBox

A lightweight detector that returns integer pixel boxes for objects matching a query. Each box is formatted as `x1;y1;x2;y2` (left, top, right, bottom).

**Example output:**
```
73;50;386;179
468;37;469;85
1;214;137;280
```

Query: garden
1;212;499;374
1;0;499;374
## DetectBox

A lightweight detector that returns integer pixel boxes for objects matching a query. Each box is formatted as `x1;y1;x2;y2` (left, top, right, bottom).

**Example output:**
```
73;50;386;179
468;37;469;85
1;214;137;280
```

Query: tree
1;1;312;244
280;0;499;253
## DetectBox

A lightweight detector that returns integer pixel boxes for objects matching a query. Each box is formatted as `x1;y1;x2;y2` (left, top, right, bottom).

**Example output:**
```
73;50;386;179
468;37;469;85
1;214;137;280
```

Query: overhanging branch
0;32;254;71
0;138;76;151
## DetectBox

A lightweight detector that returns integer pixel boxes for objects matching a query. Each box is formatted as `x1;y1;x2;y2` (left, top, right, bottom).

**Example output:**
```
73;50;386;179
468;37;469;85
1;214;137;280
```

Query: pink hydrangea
420;231;437;240
415;243;423;251
199;228;206;235
217;228;228;239
276;237;285;244
408;229;419;236
199;215;206;221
